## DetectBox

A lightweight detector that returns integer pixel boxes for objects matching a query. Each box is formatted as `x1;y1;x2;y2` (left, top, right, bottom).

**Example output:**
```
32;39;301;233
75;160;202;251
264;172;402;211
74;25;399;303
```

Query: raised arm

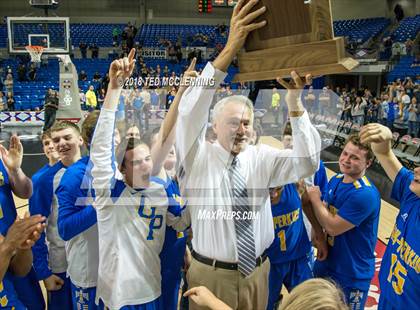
151;58;198;176
91;49;136;199
176;0;266;172
360;123;402;182
265;74;321;187
0;136;32;199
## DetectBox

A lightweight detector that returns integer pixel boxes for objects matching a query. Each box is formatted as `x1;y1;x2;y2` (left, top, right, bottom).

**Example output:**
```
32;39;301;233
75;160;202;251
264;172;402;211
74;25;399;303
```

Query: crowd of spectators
298;76;420;138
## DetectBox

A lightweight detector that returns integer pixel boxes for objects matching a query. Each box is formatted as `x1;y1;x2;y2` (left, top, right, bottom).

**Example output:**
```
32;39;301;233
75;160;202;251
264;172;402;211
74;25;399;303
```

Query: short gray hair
211;95;254;125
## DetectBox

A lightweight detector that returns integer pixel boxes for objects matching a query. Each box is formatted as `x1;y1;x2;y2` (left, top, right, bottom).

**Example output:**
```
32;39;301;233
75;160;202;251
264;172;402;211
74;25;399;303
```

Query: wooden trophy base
233;37;359;83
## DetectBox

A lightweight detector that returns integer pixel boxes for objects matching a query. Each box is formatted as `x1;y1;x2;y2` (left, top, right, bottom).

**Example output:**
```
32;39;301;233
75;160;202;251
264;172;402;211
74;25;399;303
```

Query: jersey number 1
278;230;287;251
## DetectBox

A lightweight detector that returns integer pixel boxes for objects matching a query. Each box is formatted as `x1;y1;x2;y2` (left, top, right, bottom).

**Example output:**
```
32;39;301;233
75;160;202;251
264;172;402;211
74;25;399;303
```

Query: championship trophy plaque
233;0;359;82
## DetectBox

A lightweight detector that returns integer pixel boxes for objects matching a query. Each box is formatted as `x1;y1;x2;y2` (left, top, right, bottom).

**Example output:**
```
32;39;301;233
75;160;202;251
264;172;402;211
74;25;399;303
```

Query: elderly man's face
213;102;253;155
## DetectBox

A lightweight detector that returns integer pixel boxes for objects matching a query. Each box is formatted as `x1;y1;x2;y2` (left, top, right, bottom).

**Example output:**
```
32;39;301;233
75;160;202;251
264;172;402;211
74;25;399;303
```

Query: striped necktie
229;156;256;276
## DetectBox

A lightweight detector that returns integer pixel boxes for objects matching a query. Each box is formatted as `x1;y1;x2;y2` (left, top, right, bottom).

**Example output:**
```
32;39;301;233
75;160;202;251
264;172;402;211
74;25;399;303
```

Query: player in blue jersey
360;123;420;310
150;136;188;310
306;134;381;310
56;111;103;310
0;212;45;310
30;122;83;310
266;183;313;310
0;135;45;310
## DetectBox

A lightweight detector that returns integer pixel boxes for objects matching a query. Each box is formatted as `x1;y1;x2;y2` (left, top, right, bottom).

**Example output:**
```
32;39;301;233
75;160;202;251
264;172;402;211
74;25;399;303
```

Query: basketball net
25;45;44;62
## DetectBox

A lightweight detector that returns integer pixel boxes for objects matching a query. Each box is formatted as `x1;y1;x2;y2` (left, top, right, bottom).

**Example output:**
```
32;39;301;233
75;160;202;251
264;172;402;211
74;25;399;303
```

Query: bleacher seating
0;17;398;49
333;17;390;44
71;23;125;47
138;24;228;48
0;24;7;48
387;56;420;82
391;15;420;42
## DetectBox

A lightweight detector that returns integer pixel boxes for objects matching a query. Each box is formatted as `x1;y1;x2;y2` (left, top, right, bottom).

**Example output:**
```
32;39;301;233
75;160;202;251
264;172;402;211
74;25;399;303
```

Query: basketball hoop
25;45;44;63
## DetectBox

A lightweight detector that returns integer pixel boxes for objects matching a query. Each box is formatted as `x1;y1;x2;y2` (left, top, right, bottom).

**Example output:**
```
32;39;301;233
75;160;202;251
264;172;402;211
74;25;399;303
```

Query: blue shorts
10;267;45;310
267;254;313;310
313;261;369;310
119;296;161;310
70;283;103;310
342;287;369;310
48;273;72;310
161;270;182;310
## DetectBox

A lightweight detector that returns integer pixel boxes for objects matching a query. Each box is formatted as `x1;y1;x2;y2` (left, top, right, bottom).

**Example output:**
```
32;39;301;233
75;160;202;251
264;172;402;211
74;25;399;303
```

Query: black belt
191;250;267;271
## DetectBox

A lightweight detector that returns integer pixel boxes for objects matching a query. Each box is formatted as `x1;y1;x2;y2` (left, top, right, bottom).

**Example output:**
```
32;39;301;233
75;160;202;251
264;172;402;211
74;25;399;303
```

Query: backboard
7;16;70;54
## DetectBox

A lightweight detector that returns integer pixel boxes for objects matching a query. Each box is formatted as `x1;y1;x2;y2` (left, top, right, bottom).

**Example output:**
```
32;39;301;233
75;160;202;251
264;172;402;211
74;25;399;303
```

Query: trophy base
233;37;359;83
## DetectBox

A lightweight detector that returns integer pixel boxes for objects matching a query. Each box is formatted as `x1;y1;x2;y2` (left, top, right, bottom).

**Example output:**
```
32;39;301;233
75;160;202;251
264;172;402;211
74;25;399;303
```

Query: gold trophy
233;0;359;82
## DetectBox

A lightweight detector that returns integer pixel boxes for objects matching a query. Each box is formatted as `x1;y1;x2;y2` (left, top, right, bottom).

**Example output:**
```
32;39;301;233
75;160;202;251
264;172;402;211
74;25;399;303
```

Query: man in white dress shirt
175;1;322;309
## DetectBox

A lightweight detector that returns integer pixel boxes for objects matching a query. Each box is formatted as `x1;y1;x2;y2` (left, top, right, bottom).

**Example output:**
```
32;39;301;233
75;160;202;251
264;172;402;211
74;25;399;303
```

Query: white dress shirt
176;62;321;262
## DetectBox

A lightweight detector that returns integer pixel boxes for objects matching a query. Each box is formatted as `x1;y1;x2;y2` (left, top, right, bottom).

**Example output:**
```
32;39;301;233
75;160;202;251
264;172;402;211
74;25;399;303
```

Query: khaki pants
187;257;270;310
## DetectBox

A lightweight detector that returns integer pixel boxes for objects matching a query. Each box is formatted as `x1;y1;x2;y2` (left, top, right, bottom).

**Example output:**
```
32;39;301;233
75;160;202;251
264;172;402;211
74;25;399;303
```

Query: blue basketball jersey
378;168;420;309
266;184;311;264
154;175;187;273
318;174;380;290
0;160;33;309
152;175;187;310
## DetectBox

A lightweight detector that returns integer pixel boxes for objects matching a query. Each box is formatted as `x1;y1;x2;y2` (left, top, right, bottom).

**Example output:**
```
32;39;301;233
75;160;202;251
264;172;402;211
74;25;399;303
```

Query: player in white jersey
90;50;189;310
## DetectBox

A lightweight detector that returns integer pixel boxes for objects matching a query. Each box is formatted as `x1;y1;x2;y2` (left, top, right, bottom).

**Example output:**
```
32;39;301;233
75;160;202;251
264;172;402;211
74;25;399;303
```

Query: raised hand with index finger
108;48;136;89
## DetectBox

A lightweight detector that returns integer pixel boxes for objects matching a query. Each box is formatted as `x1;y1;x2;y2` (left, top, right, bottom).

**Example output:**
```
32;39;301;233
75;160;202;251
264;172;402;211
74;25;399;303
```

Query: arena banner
0;111;44;125
141;48;167;59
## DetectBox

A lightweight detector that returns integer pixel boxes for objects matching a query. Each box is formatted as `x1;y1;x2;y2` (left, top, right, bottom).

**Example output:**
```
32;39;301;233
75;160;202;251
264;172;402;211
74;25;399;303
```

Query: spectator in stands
380;93;389;125
404;77;415;97
90;43;99;59
319;87;331;115
166;89;176;110
150;88;159;110
101;73;110;91
0;91;4;111
271;87;281;126
6;91;15;111
140;87;151;130
411;54;420;68
79;88;86;110
387;86;399;131
112;27;121;46
304;86;316;113
97;88;106;110
217;22;227;37
341;96;352;121
17;64;27;82
4;73;13;96
168;45;177;63
85;85;97;112
93;72;101;82
43;89;59;132
401;89;411;110
367;98;380;124
79;42;88;59
351;96;367;126
28;63;36;81
79;70;87;82
407;97;418;137
405;39;414;56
